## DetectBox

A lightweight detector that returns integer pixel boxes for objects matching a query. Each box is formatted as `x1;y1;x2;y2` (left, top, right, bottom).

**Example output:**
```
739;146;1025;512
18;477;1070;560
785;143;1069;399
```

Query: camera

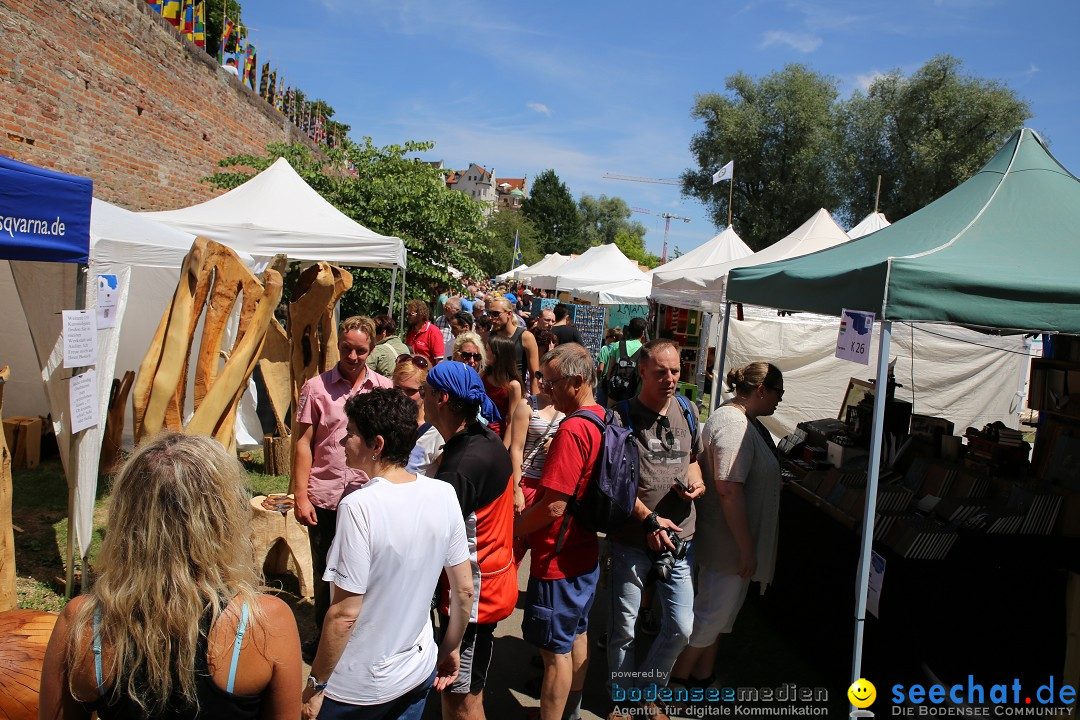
651;528;687;582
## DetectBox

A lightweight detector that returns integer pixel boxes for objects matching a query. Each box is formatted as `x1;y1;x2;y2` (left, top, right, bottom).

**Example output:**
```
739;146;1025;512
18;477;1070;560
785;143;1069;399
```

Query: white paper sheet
836;308;874;365
62;309;97;368
70;369;99;434
97;273;119;328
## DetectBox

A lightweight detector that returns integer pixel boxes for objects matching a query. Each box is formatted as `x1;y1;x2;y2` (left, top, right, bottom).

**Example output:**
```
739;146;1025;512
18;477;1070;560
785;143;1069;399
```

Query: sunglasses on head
397;353;431;370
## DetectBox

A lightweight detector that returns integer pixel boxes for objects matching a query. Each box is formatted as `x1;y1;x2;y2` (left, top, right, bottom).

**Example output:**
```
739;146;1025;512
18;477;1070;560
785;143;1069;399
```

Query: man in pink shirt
405;298;445;363
292;315;392;658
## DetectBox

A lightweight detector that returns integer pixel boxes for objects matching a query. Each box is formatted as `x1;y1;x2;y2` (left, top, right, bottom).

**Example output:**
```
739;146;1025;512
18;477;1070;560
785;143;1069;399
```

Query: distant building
446;163;497;214
496;177;528;211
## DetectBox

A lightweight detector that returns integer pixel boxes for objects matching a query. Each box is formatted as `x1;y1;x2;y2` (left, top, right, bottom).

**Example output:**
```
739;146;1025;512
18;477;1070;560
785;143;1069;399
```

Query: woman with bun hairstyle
669;361;784;690
39;432;302;719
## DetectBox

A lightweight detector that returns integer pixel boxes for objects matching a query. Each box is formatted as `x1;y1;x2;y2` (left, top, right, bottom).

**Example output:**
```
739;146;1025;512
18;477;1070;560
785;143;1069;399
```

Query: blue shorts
522;564;600;654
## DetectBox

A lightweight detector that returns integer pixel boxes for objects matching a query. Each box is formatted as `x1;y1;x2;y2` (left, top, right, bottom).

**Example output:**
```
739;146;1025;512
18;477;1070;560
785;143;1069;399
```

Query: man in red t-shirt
404;298;445;363
515;343;685;720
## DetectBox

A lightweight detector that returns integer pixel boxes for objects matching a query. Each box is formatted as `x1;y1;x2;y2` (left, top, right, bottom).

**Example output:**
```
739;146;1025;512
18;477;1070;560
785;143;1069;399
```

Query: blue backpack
555;403;639;552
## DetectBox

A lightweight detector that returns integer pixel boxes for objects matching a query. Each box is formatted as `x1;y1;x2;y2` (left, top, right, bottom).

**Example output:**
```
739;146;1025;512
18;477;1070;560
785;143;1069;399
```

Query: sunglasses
764;384;785;399
397;353;431;370
537;373;575;391
457;351;482;362
655;415;676;450
395;383;425;397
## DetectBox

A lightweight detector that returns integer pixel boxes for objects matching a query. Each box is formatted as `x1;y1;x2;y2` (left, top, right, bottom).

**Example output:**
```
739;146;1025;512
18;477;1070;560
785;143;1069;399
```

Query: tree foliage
613;230;661;269
521;170;582;255
682;64;840;250
481;211;544;279
205;0;246;61
578;194;648;248
206;139;489;316
833;55;1031;225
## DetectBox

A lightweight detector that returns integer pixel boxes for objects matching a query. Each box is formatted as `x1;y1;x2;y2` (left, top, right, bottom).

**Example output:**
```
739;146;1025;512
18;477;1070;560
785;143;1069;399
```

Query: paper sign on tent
836;308;874;365
70;369;99;433
97;274;119;328
62;309;97;368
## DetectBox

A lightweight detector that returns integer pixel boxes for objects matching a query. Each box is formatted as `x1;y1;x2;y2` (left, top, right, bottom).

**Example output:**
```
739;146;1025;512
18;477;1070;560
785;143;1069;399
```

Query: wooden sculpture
99;370;134;475
249;495;314;598
0;610;58;720
132;238;284;453
0;366;13;612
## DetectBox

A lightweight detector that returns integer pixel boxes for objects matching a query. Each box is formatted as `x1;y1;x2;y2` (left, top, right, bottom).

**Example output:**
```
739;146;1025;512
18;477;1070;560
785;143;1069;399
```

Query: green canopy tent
723;128;1080;691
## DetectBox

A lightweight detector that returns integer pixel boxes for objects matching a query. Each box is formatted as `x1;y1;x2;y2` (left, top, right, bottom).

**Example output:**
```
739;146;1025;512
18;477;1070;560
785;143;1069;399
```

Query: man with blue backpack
606;339;704;719
514;343;688;720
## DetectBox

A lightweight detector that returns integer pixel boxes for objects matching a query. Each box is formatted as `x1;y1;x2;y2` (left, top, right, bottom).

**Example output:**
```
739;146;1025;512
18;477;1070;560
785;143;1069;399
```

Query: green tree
682;64;840;250
205;0;246;61
206;139;489;315
521;169;582;255
833;55;1030;225
482;212;544;279
578;194;648;247
613;230;661;269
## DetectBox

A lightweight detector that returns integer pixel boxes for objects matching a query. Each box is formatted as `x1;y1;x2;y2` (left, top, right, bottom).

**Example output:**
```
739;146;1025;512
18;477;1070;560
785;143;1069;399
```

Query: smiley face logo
848;678;877;708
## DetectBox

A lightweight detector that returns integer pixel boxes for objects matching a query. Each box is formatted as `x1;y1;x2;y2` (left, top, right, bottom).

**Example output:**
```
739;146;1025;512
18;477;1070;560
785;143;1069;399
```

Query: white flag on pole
712;160;734;184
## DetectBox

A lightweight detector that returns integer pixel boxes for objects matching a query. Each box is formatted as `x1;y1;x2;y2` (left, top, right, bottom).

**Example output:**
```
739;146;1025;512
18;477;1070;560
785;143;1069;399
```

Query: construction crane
604;173;681;186
631;208;690;264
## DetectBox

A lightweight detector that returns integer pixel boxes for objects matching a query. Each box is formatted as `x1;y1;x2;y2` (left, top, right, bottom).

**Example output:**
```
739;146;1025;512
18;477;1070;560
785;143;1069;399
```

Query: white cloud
527;102;553;116
855;70;885;92
759;30;822;53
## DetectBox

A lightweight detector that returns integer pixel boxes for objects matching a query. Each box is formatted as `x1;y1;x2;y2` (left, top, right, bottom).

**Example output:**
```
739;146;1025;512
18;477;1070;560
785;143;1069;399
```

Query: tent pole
712;301;732;410
388;267;397;317
65;262;88;599
398;267;406;333
850;320;891;690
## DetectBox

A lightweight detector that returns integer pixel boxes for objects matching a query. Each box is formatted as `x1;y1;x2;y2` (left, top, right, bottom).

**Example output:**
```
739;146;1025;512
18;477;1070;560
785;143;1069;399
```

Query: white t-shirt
406;423;444;477
323;474;469;705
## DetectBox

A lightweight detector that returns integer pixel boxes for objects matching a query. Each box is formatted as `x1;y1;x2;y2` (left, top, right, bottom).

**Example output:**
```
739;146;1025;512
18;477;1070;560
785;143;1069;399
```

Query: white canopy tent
496;264;527;282
847;211;891;239
651;208;852;311
515;253;570;283
530;243;647;294
0;199;261;569
142;158;407;269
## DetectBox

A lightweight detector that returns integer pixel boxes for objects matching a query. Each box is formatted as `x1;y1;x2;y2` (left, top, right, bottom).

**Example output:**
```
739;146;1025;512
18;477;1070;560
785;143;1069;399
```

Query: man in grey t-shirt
607;339;705;704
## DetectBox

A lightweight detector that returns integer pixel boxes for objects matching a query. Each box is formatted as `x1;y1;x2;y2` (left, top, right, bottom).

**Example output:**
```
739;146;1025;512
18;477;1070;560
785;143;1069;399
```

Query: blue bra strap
226;600;249;694
92;606;104;696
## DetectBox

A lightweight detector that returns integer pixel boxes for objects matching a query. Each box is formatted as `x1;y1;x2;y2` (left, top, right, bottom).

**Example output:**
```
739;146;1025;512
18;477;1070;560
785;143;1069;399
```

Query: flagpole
219;2;225;62
728;175;733;227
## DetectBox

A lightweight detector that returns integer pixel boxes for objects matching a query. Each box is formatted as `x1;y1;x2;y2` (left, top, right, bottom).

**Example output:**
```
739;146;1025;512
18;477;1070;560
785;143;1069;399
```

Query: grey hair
541;343;596;391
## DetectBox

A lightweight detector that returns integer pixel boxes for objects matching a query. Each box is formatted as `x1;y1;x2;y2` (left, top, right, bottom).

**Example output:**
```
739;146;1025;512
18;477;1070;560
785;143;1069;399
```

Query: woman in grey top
670;361;784;689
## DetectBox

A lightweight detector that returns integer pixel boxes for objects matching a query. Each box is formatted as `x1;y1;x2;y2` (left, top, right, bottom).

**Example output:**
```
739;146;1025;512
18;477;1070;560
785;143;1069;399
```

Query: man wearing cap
424;362;517;720
519;287;535;321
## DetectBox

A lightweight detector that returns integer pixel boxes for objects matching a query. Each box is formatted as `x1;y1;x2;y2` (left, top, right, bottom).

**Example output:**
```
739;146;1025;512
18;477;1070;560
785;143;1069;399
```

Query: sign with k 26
836;309;874;365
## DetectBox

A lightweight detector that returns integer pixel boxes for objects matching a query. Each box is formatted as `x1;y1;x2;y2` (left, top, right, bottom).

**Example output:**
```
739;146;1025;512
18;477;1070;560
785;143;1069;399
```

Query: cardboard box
3;415;42;469
827;440;868;469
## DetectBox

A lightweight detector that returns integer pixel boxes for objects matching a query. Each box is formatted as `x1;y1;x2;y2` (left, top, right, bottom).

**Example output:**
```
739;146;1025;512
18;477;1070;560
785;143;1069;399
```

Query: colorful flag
243;45;257;88
181;1;194;39
512;229;522;268
259;63;270;100
267;71;277;104
711;160;734;184
275;76;285;111
162;0;181;27
193;1;205;48
145;0;163;13
220;19;235;61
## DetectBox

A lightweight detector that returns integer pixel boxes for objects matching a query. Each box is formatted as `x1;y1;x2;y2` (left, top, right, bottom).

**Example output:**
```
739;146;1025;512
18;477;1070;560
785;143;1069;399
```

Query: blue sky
243;0;1079;260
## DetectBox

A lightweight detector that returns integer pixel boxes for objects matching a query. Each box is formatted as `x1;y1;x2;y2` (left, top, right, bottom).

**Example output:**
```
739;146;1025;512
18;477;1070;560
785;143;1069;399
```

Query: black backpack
555;403;639;552
605;340;641;402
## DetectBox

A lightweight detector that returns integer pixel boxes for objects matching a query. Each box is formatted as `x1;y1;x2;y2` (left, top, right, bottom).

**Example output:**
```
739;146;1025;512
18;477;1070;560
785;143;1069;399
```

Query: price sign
836;308;874;365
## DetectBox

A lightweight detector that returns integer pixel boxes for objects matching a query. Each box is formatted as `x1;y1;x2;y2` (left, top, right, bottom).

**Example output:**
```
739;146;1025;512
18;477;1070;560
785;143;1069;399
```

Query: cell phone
672;476;691;493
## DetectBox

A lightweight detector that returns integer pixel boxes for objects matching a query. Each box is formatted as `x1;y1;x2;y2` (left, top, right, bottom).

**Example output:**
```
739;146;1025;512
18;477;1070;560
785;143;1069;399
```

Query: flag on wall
181;1;194;39
145;0;163;13
267;71;277;104
243;44;257;88
259;63;270;99
193;2;205;48
162;0;181;27
220;19;235;61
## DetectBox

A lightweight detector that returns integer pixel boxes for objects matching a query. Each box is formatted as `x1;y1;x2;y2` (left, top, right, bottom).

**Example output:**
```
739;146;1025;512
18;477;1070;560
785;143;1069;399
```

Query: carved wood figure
132;239;284;453
0;610;58;719
0;366;13;612
99;370;134;475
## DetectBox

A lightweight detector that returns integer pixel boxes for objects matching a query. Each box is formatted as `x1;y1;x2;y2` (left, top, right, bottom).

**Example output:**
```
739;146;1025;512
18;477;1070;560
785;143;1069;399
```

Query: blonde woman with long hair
39;432;302;719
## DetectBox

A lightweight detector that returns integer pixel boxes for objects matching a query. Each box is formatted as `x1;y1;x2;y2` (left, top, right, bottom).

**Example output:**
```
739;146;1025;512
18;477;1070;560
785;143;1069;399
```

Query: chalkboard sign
571;305;607;359
605;303;649;332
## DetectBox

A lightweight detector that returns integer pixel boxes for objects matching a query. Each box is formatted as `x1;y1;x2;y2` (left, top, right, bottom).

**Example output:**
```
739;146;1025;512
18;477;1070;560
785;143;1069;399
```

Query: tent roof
531;243;647;293
90;198;206;268
142;157;406;268
847;211;891;239
659;226;754;273
496;264;527;281
652;208;851;310
0;155;92;263
727;129;1080;334
516;252;570;285
572;277;653;305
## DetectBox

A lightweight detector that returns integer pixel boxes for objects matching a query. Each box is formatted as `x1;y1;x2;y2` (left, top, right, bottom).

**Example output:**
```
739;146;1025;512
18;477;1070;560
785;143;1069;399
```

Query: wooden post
0;366;14;611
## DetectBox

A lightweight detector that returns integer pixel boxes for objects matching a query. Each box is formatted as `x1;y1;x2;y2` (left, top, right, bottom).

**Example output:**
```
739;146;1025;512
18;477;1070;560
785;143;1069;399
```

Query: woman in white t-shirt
670;361;784;691
301;388;474;720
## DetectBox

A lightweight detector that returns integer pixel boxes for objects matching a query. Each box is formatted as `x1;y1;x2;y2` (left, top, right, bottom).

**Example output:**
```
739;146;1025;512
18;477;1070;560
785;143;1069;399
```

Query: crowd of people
39;279;786;720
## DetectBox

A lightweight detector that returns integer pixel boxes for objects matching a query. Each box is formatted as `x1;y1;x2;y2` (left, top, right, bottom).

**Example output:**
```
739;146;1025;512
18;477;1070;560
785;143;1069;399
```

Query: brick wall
0;0;316;211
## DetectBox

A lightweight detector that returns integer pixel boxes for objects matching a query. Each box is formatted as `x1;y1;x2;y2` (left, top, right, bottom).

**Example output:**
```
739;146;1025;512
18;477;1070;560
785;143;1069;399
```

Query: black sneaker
302;638;318;663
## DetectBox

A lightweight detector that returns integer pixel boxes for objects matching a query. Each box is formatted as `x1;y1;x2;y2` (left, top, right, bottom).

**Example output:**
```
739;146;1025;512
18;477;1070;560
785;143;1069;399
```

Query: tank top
510;327;527;387
482;376;511;438
83;601;261;720
521;395;564;484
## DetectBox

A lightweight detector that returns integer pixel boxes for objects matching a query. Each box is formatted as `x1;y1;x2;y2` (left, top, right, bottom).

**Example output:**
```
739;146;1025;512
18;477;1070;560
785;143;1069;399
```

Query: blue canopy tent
0;154;92;602
0;155;92;263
